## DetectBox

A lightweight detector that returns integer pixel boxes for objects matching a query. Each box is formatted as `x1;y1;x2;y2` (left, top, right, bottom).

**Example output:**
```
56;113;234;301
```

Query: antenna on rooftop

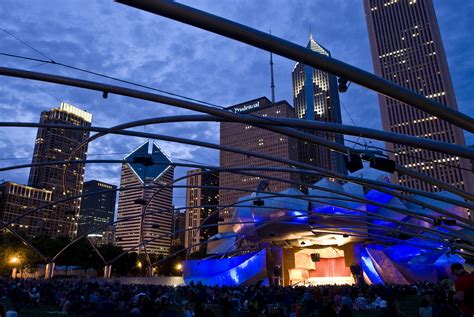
269;30;275;103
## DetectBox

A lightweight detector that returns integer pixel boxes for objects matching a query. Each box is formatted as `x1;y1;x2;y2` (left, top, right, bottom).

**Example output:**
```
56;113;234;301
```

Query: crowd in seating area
0;263;472;317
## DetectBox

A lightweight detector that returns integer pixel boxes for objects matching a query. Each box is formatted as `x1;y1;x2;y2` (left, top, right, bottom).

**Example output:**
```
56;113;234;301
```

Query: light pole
9;256;20;279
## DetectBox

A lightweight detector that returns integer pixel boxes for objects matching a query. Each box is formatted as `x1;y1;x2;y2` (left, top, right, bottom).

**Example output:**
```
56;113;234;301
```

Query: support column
103;264;112;278
45;262;55;279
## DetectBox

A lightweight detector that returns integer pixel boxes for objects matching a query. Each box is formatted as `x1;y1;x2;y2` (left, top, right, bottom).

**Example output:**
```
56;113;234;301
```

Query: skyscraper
0;181;53;238
184;169;219;253
115;141;174;255
28;102;92;237
364;0;472;192
220;97;299;226
79;180;117;245
292;34;346;185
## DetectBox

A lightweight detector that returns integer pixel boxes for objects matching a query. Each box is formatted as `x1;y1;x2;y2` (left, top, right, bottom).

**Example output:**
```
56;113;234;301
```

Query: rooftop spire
269;30;275;103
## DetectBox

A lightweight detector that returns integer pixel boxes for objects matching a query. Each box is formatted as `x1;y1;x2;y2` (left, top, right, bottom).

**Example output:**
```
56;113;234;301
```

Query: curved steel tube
114;0;474;132
0;66;471;200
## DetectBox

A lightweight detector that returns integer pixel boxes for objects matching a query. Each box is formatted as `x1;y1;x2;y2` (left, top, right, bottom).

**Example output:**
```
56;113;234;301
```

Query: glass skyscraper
292;35;346;186
115;141;174;255
28;102;92;237
364;0;472;192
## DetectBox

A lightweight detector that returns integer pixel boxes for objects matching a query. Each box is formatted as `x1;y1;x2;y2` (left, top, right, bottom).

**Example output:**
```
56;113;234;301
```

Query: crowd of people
0;263;472;317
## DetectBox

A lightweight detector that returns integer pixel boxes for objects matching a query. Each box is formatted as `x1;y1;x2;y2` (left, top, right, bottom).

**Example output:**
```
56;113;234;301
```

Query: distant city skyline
0;1;472;209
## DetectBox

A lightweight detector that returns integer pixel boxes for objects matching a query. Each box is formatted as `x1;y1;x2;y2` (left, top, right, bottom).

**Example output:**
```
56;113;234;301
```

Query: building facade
0;181;53;238
172;208;185;248
220;97;299;226
292;35;346;185
115;141;174;255
79;180;117;245
26;102;92;237
364;0;472;192
184;169;219;253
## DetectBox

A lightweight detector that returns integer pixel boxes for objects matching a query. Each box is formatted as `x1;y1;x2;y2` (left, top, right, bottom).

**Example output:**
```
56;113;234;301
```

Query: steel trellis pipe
49;185;472;264
0;66;471;200
2;159;470;243
2;157;473;210
115;0;474;132
1;128;472;226
2;121;468;220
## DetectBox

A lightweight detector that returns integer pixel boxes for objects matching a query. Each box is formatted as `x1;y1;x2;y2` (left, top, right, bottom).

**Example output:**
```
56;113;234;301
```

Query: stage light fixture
310;253;320;262
344;153;363;173
443;219;456;226
254;199;265;206
338;77;351;93
433;218;443;226
369;157;396;173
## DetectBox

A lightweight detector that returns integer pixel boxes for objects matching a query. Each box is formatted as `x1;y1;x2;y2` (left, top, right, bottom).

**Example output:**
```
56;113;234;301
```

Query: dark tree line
0;232;184;277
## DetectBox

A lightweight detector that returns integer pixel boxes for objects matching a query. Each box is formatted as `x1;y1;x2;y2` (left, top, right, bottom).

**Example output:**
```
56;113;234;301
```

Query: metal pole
115;0;474;132
0;67;471;199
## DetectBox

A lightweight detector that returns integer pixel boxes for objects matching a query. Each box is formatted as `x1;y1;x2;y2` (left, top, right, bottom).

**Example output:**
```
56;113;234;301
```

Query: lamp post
9;256;20;279
175;263;183;276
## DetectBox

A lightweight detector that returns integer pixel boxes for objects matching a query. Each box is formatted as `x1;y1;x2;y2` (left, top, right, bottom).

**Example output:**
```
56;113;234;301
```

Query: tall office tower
364;0;472;192
171;209;185;247
0;181;53;238
184;169;219;253
28;102;92;237
220;97;299;227
79;180;117;245
292;34;346;186
115;141;174;255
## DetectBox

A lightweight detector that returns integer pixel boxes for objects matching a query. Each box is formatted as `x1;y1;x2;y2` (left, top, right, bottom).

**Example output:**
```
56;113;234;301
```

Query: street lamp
9;255;21;279
9;256;19;265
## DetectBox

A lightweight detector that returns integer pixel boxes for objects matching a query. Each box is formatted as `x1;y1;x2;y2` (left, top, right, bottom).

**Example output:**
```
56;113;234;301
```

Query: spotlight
443;219;456;226
338;77;350;93
433;218;443;226
344;153;363;173
310;253;320;262
343;234;349;238
102;91;109;99
369;157;396;173
300;241;306;246
254;199;265;207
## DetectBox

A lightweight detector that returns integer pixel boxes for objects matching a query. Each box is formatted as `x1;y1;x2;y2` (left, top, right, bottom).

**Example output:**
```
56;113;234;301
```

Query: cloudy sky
0;0;473;208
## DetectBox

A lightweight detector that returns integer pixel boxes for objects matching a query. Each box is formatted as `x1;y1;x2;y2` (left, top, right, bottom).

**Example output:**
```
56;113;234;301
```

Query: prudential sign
232;101;260;113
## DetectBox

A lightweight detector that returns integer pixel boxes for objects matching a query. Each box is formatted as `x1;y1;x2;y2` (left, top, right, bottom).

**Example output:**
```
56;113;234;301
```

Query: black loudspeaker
273;266;282;277
344;154;363;173
310;253;320;262
369;157;396;173
350;265;361;275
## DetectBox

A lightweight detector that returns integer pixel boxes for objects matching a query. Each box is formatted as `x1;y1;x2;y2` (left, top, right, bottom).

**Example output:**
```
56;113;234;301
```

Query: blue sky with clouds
0;0;472;208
